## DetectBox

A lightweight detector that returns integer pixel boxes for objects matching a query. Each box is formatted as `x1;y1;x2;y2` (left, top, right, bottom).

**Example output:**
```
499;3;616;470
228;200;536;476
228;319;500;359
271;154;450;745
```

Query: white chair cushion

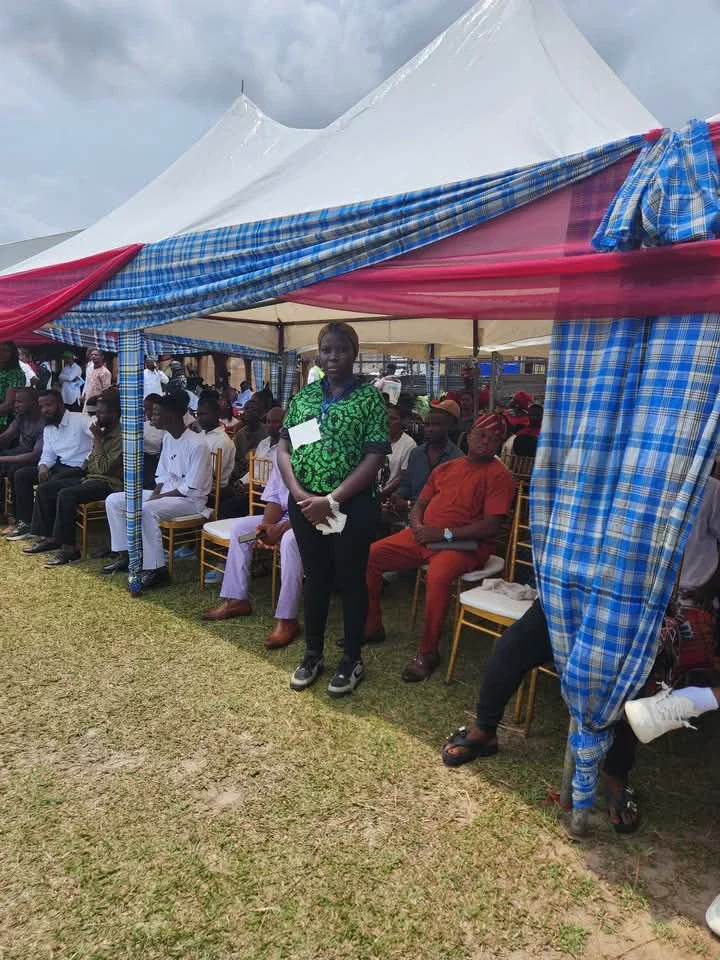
202;518;237;542
173;514;204;522
458;584;533;621
460;555;505;583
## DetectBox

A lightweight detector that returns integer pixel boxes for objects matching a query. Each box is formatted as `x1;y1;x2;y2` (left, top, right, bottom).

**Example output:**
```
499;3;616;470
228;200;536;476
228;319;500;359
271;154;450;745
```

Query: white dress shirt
143;367;169;398
240;434;278;485
39;411;93;469
58;362;83;406
201;425;236;488
144;420;165;456
681;476;720;590
155;429;212;508
386;431;416;481
20;361;35;387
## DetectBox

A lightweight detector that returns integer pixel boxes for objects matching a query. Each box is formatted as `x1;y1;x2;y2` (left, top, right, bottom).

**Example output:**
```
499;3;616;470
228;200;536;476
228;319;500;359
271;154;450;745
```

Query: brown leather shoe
401;651;440;683
201;599;252;621
264;619;301;649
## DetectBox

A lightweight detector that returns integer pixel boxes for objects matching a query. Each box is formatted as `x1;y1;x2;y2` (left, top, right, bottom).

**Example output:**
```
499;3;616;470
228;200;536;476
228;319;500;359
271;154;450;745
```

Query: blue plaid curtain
431;359;441;398
118;330;145;593
532;120;720;809
532;317;720;809
280;351;297;408
251;359;264;394
270;359;281;400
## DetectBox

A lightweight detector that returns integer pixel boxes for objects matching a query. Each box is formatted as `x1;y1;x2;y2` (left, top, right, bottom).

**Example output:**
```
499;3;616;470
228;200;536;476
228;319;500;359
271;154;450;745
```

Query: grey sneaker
327;659;365;698
290;654;324;691
624;683;698;744
5;521;33;541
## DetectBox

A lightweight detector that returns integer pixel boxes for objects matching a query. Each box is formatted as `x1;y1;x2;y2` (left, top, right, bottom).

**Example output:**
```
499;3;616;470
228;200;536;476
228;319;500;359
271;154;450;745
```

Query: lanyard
320;378;356;422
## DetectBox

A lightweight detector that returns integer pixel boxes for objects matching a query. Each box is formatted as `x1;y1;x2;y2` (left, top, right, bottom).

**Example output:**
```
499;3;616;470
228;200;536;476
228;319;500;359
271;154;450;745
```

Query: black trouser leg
474;598;638;779
12;465;39;525
476;599;551;731
603;720;637;781
53;480;113;546
31;469;85;537
289;497;334;658
332;492;379;663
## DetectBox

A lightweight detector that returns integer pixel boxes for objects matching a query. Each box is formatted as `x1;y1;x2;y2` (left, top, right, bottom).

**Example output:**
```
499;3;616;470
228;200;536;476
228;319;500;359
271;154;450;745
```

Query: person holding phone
277;322;390;698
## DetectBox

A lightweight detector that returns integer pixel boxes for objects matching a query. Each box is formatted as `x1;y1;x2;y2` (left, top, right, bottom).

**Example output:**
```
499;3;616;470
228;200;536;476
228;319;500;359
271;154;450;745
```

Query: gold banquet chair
199;453;278;599
75;500;109;558
160;449;223;577
446;481;535;686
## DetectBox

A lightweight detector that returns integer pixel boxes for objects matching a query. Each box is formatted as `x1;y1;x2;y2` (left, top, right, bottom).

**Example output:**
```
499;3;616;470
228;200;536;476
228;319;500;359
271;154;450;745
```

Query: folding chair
161;449;222;577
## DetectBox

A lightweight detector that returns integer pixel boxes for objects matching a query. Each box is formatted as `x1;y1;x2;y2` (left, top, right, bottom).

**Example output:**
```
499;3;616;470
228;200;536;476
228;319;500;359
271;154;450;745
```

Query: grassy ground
2;536;720;960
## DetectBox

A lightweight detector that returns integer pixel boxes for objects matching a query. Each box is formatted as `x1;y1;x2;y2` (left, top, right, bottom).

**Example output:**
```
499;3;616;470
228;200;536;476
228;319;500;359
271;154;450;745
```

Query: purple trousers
220;515;303;620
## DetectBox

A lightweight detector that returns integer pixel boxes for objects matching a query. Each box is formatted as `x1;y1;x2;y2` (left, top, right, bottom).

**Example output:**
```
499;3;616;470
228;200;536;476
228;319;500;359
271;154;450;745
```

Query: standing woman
278;322;390;697
0;342;26;428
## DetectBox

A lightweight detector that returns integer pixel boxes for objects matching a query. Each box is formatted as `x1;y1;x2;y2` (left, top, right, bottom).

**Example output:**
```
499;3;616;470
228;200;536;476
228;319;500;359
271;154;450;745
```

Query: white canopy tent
5;0;656;361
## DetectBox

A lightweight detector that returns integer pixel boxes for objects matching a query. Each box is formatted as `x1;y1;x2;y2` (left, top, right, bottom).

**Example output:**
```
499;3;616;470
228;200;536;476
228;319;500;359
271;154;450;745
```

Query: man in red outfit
364;413;516;681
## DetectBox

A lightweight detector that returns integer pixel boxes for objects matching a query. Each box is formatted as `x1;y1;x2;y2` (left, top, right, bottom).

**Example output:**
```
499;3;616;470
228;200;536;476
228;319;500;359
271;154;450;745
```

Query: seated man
0;388;44;524
23;391;123;565
201;457;303;649
218;398;272;519
365;413;516;681
143;393;165;489
102;394;212;590
6;389;93;541
389;400;462;521
441;599;641;833
196;390;235;495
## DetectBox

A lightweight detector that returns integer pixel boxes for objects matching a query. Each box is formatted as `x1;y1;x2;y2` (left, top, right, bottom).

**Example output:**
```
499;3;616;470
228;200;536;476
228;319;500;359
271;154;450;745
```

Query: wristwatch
443;527;454;543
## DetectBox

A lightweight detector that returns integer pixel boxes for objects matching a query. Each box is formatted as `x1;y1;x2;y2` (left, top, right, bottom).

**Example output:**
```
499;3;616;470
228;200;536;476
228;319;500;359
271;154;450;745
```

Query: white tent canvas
5;0;657;356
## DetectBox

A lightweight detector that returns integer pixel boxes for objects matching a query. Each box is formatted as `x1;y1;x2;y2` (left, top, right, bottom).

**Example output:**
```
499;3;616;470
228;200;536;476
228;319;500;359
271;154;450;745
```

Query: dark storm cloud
1;0;718;242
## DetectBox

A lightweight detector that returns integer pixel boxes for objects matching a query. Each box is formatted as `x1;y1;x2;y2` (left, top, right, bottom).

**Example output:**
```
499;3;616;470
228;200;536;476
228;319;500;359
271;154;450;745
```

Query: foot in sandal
441;722;499;767
605;774;640;834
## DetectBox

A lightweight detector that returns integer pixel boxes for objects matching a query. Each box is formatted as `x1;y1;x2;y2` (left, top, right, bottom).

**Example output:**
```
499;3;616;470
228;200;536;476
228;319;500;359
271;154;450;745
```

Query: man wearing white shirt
196;392;235;492
143;357;169;398
6;390;93;541
58;351;83;411
103;394;212;590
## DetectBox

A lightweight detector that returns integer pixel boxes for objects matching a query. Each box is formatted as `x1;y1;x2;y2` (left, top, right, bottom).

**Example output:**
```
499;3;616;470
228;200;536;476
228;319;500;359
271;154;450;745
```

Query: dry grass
1;537;719;959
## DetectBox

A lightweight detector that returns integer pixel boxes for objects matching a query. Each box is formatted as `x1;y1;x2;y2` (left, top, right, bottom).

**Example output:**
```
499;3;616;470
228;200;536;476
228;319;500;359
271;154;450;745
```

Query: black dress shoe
101;553;129;574
140;567;171;590
23;538;58;555
45;549;82;567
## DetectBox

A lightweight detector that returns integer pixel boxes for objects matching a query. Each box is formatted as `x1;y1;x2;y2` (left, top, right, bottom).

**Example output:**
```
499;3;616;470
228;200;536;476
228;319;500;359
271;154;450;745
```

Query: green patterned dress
283;381;390;495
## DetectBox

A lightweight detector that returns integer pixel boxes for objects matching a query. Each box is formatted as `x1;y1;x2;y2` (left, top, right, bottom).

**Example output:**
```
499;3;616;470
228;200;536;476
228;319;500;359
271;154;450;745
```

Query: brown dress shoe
401;651;440;683
201;599;252;621
264;619;300;649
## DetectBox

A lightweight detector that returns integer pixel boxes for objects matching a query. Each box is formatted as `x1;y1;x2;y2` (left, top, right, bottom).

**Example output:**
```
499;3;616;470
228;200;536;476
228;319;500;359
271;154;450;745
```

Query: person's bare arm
0;421;18;450
0;431;42;466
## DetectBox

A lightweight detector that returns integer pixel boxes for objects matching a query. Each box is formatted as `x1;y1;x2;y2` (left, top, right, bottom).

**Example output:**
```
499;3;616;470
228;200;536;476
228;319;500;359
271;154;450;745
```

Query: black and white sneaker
290;654;324;691
327;659;365;698
5;521;32;541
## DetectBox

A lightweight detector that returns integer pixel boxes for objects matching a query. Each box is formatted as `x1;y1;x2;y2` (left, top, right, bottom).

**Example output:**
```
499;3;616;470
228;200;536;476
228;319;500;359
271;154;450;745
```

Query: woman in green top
278;322;390;697
0;342;26;428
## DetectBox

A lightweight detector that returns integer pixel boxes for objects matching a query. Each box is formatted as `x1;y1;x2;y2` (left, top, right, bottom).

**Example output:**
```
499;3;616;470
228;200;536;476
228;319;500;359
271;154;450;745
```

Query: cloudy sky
1;0;718;244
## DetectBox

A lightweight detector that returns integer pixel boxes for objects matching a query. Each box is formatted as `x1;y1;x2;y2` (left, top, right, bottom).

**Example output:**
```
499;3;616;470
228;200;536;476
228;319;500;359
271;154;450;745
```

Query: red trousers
365;528;487;655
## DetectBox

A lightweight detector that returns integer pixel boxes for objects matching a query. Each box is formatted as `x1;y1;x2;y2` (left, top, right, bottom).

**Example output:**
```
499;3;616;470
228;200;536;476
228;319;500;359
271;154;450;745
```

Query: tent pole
118;329;144;594
472;317;480;417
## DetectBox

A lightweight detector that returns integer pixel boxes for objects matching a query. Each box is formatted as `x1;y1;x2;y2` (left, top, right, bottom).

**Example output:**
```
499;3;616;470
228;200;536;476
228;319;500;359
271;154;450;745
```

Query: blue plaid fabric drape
51;137;643;333
118;330;145;593
280;352;297;408
532;120;720;809
251;359;265;395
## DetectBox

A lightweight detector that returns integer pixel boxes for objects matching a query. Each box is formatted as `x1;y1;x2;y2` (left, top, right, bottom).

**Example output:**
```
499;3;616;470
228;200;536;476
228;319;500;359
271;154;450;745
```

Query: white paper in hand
289;418;321;449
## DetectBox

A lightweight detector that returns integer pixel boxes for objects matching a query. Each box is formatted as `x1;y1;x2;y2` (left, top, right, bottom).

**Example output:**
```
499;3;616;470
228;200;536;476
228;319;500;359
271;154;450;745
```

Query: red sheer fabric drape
286;126;720;322
0;245;142;342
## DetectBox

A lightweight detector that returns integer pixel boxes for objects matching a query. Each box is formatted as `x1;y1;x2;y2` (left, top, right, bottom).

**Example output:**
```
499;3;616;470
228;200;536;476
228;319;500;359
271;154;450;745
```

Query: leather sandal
401;652;440;682
441;727;499;767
